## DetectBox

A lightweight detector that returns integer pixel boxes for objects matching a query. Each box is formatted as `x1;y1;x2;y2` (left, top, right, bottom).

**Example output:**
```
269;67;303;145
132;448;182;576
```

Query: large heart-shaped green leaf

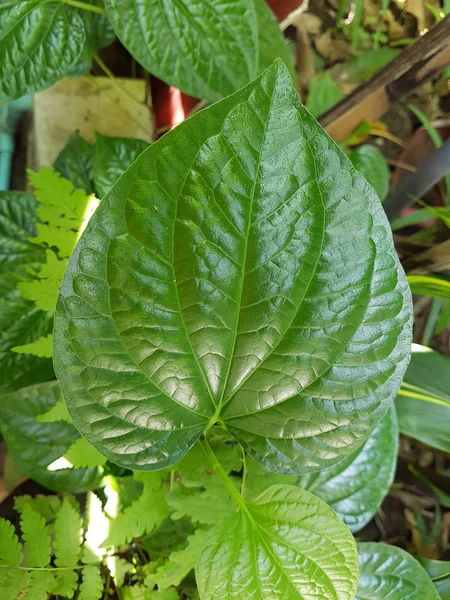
298;405;398;532
54;60;412;474
103;0;290;102
197;484;358;599
357;543;440;599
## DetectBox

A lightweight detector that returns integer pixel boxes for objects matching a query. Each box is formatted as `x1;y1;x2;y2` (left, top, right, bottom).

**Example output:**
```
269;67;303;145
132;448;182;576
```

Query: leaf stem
93;55;144;105
63;0;105;13
240;446;247;499
200;437;251;519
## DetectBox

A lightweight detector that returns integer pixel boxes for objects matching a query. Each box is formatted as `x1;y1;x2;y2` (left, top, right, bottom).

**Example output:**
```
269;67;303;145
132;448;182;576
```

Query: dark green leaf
93;133;149;198
0;1;85;103
53;131;95;194
298;406;398;532
396;344;450;452
0;192;53;392
306;72;343;117
103;0;259;102
419;557;450;600
344;49;399;82
54;61;412;474
357;542;440;599
197;485;358;599
0;381;103;492
349;144;390;202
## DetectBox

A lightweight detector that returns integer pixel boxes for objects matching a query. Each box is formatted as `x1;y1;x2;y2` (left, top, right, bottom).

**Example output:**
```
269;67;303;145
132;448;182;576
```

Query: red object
151;0;303;136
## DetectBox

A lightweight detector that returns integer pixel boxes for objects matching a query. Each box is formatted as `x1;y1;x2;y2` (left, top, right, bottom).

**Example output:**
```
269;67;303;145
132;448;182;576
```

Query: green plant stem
93;55;143;105
0;564;88;571
200;437;251;519
240;446;247;498
63;0;105;13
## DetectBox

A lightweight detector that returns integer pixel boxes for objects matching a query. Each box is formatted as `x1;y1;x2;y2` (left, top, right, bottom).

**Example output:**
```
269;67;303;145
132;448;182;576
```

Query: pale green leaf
0;518;23;566
103;0;258;102
0;570;30;600
197;484;358;600
146;529;206;590
167;479;236;525
54;61;412;475
20;503;51;568
106;556;135;587
103;475;168;547
37;398;72;423
83;492;110;563
357;542;440;599
20;571;55;600
64;437;107;468
78;565;103;600
14;494;61;524
54;497;83;566
12;334;53;358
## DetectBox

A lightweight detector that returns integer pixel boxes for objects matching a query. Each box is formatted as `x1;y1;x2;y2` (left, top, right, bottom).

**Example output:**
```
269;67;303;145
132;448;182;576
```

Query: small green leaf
20;503;51;568
103;0;259;102
53;131;95;194
349;145;390;202
306;72;343;117
37;399;72;423
12;334;53;358
344;49;399;82
299;406;398;532
93;134;149;198
167;479;237;525
20;571;55;600
0;2;85;103
54;61;412;475
357;542;440;599
78;565;103;600
64;437;107;468
102;474;168;547
396;344;450;452
146;529;206;591
0;518;23;567
408;274;450;302
197;484;358;600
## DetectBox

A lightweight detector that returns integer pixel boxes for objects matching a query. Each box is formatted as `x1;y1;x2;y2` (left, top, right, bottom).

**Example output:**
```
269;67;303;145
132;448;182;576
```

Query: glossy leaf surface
0;1;85;102
53;131;95;194
419;557;450;599
103;0;258;102
93;134;149;198
197;484;358;599
298;406;398;532
0;382;103;493
396;344;450;452
357;543;440;599
54;61;412;474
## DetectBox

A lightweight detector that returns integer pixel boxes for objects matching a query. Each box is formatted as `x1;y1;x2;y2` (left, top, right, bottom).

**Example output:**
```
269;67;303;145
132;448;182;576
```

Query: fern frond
21;570;55;600
106;556;135;587
0;517;22;566
53;570;79;599
103;474;168;548
20;503;51;568
145;529;206;591
64;437;107;468
167;479;236;525
12;333;53;357
0;569;29;600
36;399;72;423
14;494;61;523
78;565;103;600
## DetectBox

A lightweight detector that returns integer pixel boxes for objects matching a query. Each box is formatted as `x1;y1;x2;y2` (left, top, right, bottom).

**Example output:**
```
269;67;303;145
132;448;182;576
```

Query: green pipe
0;95;33;191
